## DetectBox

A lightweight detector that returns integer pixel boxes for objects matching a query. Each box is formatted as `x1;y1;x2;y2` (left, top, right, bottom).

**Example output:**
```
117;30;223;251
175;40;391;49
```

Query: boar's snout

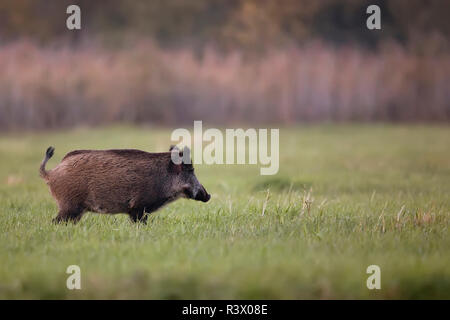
194;185;211;202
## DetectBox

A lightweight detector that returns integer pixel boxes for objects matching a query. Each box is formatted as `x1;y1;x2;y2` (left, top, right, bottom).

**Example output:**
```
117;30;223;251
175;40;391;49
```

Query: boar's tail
39;146;55;179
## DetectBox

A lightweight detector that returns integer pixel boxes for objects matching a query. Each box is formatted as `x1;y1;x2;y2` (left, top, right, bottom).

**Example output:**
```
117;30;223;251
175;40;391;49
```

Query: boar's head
169;146;210;202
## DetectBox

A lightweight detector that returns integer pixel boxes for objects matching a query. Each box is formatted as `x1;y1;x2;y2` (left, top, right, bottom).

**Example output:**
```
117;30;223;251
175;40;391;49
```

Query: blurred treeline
0;0;449;129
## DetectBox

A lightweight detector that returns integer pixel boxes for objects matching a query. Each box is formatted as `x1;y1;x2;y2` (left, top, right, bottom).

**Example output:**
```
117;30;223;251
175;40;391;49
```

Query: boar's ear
169;145;179;152
181;146;193;170
182;146;191;165
169;146;191;173
169;146;183;173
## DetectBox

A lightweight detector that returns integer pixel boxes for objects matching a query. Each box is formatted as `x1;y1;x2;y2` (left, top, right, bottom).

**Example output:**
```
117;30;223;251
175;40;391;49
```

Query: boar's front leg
52;205;85;224
128;208;147;224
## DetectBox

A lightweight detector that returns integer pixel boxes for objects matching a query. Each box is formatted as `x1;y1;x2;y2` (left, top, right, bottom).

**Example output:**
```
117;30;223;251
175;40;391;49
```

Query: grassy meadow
0;125;449;299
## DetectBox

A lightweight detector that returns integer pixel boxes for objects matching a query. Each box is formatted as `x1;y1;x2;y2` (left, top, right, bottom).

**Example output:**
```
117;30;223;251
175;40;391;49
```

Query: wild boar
39;145;210;223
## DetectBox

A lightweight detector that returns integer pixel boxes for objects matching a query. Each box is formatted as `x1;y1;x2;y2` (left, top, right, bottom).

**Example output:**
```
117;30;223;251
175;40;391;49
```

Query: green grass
0;124;449;299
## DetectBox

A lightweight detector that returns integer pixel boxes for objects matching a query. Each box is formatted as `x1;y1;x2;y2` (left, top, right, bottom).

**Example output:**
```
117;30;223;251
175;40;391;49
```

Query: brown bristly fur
40;147;210;224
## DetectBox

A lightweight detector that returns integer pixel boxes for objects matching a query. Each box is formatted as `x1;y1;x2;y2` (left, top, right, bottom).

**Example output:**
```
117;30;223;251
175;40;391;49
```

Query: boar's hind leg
52;205;85;224
128;208;147;224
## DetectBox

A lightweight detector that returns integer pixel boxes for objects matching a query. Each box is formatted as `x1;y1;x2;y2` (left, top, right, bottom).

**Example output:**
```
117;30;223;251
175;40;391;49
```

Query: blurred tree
0;0;448;52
